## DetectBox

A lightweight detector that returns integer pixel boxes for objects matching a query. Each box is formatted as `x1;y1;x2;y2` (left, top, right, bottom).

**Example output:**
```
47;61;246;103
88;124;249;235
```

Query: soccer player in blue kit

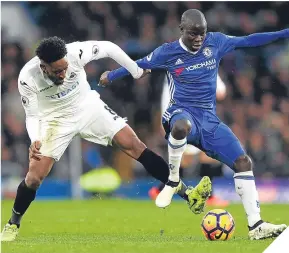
100;9;288;240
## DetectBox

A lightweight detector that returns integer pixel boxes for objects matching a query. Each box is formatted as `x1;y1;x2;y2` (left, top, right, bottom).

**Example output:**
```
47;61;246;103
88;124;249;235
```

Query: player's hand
29;140;42;161
216;89;227;101
141;69;151;78
99;71;111;87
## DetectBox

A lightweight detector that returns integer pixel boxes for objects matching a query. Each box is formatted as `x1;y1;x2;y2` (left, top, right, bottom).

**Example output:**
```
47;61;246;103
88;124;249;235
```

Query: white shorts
39;92;127;161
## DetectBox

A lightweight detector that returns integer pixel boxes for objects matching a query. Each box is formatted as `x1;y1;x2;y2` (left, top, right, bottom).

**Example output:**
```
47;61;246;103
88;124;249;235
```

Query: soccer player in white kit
1;37;208;242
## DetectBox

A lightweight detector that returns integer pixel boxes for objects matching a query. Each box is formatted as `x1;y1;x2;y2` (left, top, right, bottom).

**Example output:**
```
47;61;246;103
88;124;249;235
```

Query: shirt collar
179;38;199;55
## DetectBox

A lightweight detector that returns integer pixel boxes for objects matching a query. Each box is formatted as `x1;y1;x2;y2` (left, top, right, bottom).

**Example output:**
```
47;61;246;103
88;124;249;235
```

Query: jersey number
79;49;83;59
104;105;119;120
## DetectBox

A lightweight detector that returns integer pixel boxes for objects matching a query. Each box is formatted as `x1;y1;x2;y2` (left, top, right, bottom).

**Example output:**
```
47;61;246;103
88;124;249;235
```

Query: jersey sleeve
107;44;169;82
214;29;289;57
18;73;40;142
18;75;38;118
70;41;143;79
136;44;169;69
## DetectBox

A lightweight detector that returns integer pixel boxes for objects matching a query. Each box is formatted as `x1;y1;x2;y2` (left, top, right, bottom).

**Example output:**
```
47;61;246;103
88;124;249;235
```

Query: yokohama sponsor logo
186;59;216;71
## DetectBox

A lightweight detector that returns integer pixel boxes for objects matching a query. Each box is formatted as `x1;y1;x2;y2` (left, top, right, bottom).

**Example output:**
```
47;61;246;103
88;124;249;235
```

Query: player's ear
40;64;47;74
179;24;184;34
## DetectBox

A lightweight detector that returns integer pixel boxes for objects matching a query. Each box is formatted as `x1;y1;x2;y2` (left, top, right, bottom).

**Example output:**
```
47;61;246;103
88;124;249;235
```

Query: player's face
181;24;207;52
42;58;69;85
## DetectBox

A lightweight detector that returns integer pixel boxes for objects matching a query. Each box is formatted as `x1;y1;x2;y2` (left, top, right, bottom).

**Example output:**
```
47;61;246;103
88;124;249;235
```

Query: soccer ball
201;209;235;241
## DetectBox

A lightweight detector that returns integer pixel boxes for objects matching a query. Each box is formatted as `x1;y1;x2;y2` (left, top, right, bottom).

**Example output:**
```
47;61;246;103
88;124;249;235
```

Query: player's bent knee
25;172;44;190
233;155;253;172
129;138;147;159
25;157;54;190
113;125;147;159
171;119;192;139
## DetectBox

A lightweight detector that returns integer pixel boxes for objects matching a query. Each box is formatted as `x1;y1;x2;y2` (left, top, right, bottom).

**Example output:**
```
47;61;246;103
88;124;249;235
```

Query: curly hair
36;36;67;63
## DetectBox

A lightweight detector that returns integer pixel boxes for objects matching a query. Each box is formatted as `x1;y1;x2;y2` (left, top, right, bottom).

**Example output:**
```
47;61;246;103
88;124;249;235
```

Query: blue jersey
108;29;288;109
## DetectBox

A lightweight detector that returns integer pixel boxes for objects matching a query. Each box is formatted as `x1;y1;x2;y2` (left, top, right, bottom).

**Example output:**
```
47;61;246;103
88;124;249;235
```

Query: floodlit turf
1;199;288;253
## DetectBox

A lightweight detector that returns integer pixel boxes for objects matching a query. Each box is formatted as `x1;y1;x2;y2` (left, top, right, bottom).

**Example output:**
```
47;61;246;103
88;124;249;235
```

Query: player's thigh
112;124;146;159
39;120;76;162
162;108;198;141
201;122;246;169
79;102;127;147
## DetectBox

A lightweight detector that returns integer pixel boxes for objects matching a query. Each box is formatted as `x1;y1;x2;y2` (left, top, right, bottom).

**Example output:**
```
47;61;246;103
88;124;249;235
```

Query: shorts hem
108;121;128;146
40;152;58;162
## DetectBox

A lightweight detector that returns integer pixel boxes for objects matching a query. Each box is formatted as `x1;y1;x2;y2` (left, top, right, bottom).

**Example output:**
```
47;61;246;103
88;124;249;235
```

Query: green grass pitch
1;199;288;253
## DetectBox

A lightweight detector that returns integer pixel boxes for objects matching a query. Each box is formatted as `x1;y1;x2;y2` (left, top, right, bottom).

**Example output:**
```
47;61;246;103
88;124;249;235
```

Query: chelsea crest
203;47;212;58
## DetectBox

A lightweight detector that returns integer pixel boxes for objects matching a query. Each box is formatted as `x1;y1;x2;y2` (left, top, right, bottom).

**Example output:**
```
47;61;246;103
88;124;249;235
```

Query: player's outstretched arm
216;29;289;55
71;41;144;79
105;44;168;84
96;41;144;79
233;28;289;47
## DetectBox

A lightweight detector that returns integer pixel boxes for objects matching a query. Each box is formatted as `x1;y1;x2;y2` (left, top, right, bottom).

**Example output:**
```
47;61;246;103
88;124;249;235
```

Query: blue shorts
162;105;246;169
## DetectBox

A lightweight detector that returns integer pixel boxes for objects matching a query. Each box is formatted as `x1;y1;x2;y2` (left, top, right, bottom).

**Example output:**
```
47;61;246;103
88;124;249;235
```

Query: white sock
234;171;261;227
168;134;187;183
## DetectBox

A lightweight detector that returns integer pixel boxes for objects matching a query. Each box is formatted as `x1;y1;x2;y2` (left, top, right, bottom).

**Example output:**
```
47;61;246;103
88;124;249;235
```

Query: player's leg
112;124;188;200
155;112;190;206
158;109;212;211
1;120;76;242
200;121;287;239
79;101;189;201
148;148;190;200
164;112;191;184
1;156;55;242
234;155;286;239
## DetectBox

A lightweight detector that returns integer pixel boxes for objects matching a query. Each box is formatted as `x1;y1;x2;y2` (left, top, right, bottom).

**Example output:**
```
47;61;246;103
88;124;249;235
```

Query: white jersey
18;41;143;142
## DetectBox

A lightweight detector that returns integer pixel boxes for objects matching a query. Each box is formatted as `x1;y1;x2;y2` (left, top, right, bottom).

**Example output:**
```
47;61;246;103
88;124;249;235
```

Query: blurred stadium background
1;1;289;203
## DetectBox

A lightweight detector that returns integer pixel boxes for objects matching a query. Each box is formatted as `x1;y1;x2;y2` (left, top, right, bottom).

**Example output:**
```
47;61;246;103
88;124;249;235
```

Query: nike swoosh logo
215;230;224;239
215;224;227;240
191;198;197;206
147;52;153;61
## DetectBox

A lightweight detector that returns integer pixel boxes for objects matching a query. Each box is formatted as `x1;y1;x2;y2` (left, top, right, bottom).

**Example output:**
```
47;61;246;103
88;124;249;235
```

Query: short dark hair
36;36;67;63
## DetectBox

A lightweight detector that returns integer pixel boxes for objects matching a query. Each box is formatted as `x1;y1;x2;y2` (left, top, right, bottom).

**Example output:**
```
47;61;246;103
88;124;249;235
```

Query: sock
234;171;261;227
137;148;188;201
137;148;169;183
166;179;189;201
9;179;37;226
168;134;187;182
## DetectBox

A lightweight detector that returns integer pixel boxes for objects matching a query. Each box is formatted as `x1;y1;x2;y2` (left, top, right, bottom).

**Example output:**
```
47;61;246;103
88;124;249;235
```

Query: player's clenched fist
29;140;42;161
141;69;151;77
99;71;111;87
